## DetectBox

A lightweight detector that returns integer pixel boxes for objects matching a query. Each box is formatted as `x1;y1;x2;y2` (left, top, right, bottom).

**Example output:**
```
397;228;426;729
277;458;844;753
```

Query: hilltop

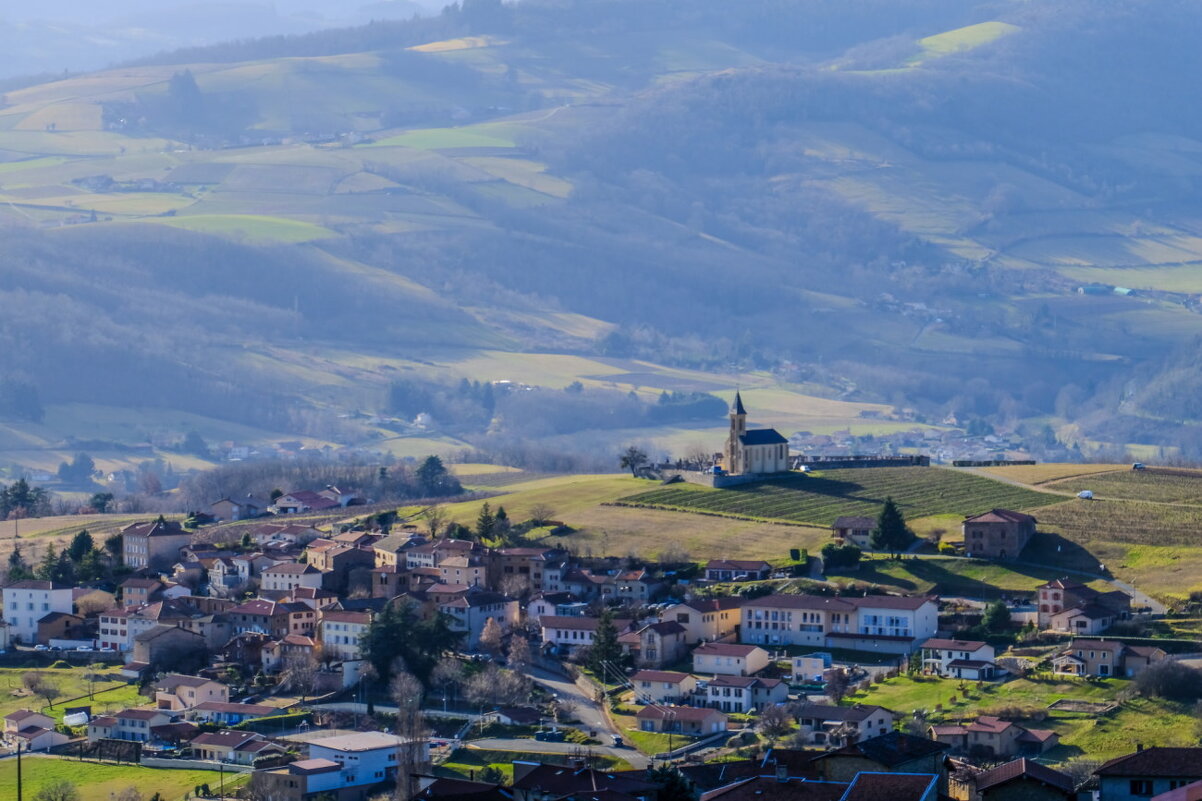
2;0;1202;472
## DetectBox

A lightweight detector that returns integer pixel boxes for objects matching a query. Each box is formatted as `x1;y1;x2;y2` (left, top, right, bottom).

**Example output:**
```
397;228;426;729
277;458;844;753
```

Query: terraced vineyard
1046;467;1202;504
1036;498;1202;546
615;467;1060;526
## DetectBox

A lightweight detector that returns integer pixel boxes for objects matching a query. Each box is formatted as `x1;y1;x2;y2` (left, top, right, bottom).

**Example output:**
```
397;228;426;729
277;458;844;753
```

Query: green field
0;667;142;722
1046;467;1202;504
0;755;240;801
821;555;1109;599
369;126;517;149
617;467;1061;527
846;674;1194;764
131;214;337;243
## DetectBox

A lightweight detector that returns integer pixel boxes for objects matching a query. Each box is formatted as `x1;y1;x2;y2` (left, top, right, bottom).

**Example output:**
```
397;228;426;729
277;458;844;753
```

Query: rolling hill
2;0;1202;475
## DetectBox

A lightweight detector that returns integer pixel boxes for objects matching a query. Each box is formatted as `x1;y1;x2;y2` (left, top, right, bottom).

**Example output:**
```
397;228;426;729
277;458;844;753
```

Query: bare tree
23;671;61;709
499;573;532;600
391;669;430;801
280;651;318;701
825;670;850;705
431;657;465;711
507;636;532;673
33;780;80;801
114;789;143;801
424;505;448;538
528;504;555;526
757;704;793;745
479;617;504;656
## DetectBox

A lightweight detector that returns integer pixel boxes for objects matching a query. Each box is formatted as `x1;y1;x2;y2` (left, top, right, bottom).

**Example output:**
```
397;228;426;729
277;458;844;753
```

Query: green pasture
127;213;337;243
369;125;517;150
0;756;242;801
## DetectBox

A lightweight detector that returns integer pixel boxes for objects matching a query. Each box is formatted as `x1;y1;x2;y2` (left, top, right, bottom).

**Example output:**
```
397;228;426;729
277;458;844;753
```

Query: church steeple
730;391;747;437
733;390;747;416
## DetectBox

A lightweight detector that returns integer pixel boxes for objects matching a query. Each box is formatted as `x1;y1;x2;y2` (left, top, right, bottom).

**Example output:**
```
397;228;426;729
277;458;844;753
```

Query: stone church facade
722;392;789;475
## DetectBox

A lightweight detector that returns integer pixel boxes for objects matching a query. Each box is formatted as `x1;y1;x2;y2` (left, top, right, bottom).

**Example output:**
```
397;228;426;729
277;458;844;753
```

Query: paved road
524;664;614;739
466;737;648;769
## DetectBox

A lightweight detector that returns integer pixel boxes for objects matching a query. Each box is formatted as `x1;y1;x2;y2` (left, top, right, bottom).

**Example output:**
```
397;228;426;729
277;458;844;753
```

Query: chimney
1136;743;1144;752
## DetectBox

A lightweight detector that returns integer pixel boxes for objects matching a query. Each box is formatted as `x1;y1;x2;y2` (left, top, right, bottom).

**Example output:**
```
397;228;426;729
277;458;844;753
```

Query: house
624;620;689;669
741;593;938;654
693;642;771;676
792;703;894;747
3;710;56;748
406;539;483;570
1094;747;1202;801
488;547;568;594
630;670;698;705
37;611;84;643
920;639;997;680
813;732;950;787
271;491;339;515
2;580;74;644
636;704;728;736
700;772;937;801
319;486;360;508
832;516;876;549
373;532;425;569
189;701;277;726
211;496;263;522
307;543;375;592
261;562;324;593
191;730;279;764
929;716;1058;759
961;509;1037;560
949;758;1074;801
510;761;657;801
701;675;788;714
722;392;790;475
1049;603;1120;636
119;578;166;607
228;599;292;638
10;723;69;752
1052;639;1167;678
320;609;372;660
308;730;429;781
425;587;519;649
155;674;229;711
253;757;385;801
540;615;632;655
132;625;207;670
660;598;744;644
122;518;192;570
704;560;772;582
526;592;587;624
438;555;488;588
88;708;177;742
1037;578;1131;630
262;634;318;673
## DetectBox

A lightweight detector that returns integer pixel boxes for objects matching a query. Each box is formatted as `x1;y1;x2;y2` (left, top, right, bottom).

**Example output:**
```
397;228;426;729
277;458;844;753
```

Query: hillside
3;0;1202;474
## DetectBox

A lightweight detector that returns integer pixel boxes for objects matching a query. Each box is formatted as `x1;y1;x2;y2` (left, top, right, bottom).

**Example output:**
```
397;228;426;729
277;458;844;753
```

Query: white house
692;642;771;676
3;581;73;644
320;609;372;661
261;562;324;593
630;670;698;705
308;730;429;784
741;593;938;655
701;675;788;714
792;702;895;747
920;638;997;680
540;615;632;655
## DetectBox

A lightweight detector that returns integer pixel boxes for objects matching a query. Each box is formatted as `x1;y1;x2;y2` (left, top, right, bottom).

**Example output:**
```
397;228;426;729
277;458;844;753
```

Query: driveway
524;664;613;738
465;737;648;769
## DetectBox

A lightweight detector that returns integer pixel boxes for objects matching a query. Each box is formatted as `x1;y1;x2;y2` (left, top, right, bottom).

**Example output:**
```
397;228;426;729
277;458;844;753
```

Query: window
1130;780;1153;796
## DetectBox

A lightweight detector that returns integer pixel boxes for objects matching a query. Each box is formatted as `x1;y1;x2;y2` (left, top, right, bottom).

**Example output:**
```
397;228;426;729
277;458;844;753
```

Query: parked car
1077;490;1094;499
1132;463;1146;470
610;735;624;747
534;730;566;742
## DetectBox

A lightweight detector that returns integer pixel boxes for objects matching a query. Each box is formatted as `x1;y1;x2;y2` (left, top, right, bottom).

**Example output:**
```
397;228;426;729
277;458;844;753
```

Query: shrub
1134;660;1202;702
50;660;71;669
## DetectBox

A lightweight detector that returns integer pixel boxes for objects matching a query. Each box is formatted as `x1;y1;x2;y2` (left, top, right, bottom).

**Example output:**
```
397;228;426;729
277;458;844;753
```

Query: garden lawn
610;708;677;755
0;755;240;801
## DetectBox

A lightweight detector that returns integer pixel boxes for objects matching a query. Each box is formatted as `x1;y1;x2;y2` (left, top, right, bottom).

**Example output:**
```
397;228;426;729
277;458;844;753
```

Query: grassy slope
847;674;1193;764
0;756;242;801
617;467;1061;527
0;667;141;721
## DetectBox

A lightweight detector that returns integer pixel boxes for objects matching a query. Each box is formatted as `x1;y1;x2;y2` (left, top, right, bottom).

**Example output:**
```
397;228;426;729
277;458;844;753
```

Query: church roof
739;429;787;446
732;391;747;415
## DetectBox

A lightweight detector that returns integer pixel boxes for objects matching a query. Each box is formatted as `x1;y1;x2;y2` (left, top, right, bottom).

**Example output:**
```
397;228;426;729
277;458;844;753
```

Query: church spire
733;390;746;415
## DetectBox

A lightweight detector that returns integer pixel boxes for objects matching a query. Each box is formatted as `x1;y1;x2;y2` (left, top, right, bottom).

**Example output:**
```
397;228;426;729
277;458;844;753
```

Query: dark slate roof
739;429;788;446
814;731;949;768
733;391;747;416
841;772;937;801
1096;747;1202;778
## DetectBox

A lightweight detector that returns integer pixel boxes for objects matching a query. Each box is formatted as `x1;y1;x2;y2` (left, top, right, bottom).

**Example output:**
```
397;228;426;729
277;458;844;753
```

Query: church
722;392;790;475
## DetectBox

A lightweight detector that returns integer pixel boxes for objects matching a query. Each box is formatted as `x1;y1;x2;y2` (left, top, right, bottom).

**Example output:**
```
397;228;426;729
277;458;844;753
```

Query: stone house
630;670;697;705
132;625;206;669
261;562;324;593
122;518;192;570
929;716;1058;759
832;516;876;549
961;509;1037;560
622;621;689;669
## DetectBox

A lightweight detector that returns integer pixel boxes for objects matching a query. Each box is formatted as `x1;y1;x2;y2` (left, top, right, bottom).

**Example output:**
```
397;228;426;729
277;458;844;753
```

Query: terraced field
1046;466;1202;504
616;467;1060;526
1037;498;1202;545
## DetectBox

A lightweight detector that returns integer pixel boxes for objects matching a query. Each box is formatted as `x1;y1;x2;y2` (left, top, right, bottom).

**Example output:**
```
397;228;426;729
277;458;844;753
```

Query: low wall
142;757;254;772
794;455;931;469
661;471;787;488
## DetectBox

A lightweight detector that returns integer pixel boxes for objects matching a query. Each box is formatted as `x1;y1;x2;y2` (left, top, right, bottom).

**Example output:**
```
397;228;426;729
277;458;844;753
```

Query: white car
1077;490;1094;500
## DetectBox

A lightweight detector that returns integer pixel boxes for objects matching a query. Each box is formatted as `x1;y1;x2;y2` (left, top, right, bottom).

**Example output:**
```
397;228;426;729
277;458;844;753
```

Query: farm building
961;509;1036;560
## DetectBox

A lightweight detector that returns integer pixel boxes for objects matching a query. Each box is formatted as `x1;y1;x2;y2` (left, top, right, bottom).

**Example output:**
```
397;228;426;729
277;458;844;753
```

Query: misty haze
0;2;1200;796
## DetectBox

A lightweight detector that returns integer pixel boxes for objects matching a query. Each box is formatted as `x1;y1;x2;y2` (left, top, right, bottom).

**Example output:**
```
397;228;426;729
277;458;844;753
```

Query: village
0;396;1195;801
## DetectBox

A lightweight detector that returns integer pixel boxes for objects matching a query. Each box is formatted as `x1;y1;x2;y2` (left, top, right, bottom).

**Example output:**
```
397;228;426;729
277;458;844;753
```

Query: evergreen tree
68;530;94;563
983;599;1010;633
475;502;496;541
494;506;510;540
77;549;103;582
588;606;626;677
88;493;113;513
36;545;59;582
7;544;31;581
645;766;694;801
870;497;913;557
362;598;464;684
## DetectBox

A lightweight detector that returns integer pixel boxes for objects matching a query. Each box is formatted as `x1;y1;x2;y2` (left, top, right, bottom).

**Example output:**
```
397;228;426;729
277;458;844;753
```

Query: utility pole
16;740;22;801
218;759;225;801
